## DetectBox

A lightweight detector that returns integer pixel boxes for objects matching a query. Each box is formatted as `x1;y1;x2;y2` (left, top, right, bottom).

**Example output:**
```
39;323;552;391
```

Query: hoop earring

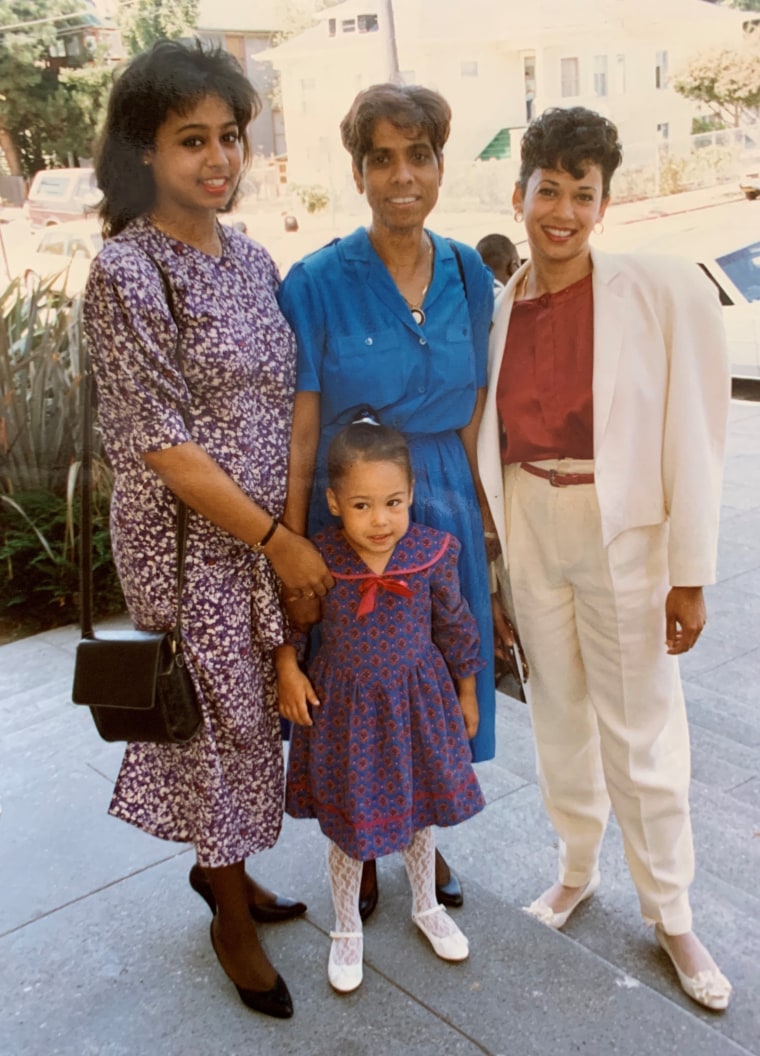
594;221;605;236
513;209;524;223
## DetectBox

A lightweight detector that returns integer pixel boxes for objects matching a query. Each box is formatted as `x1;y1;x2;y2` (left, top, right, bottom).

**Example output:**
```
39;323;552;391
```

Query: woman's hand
456;675;480;740
274;645;320;726
492;593;529;682
665;586;706;654
265;525;334;598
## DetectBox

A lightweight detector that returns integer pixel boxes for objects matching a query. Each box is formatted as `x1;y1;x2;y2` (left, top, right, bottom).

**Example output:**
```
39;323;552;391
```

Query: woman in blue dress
279;83;511;915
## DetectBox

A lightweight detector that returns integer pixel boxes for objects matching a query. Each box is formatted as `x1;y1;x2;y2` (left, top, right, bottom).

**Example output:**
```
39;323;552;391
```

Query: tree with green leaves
673;36;760;127
0;0;112;177
117;0;199;55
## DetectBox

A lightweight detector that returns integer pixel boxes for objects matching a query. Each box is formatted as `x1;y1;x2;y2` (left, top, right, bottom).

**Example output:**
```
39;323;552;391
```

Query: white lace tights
327;841;363;968
401;827;461;942
327;827;460;962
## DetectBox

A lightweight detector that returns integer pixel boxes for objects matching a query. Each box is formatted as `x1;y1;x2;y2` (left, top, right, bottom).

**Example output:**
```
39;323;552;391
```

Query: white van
23;168;99;227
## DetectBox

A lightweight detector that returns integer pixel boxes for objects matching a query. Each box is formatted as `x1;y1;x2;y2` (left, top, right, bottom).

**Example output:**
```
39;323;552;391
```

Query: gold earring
594;220;604;235
513;209;524;223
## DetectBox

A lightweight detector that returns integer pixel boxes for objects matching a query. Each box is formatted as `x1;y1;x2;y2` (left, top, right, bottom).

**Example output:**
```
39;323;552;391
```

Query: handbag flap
72;630;168;710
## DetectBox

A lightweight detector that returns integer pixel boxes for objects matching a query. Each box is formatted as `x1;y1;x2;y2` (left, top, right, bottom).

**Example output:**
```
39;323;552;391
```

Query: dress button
418;385;425;393
419;338;427;346
365;337;373;345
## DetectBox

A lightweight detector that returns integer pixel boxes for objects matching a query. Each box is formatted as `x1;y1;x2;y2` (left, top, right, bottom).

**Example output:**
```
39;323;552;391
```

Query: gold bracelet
253;516;279;550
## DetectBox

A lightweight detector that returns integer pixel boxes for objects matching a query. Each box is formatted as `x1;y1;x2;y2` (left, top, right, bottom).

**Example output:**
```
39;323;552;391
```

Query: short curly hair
518;107;622;198
340;83;451;170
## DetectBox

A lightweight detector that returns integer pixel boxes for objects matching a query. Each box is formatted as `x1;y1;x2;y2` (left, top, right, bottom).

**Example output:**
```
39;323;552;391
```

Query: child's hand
456;675;479;740
274;645;320;726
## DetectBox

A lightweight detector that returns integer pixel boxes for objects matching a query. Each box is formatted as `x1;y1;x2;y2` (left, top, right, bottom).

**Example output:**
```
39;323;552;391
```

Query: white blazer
477;248;731;587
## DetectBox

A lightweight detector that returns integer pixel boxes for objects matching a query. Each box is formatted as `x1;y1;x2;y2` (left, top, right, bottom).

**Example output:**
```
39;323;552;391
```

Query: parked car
23;167;99;227
635;224;760;383
22;219;102;298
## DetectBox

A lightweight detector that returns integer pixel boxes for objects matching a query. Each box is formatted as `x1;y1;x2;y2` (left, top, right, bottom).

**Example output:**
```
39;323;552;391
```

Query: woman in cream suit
477;107;732;1010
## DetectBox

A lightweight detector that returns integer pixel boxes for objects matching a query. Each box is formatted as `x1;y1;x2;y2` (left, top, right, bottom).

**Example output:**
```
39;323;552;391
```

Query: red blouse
496;273;594;464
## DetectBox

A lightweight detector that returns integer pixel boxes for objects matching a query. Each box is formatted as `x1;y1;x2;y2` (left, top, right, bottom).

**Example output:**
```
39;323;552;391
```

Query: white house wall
267;0;746;196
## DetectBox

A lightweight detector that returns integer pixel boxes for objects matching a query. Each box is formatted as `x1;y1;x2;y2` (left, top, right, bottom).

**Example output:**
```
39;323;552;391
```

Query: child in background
276;410;485;993
476;233;521;295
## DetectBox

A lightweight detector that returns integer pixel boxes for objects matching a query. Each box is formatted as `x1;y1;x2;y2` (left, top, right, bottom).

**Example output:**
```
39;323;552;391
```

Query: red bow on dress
357;575;414;616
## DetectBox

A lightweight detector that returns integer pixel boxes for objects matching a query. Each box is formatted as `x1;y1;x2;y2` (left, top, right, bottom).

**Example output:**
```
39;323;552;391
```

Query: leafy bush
289;183;330;214
1;486;122;633
0;280;123;636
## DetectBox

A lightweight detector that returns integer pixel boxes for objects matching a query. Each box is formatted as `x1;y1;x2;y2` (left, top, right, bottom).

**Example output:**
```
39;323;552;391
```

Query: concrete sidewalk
2;397;759;1056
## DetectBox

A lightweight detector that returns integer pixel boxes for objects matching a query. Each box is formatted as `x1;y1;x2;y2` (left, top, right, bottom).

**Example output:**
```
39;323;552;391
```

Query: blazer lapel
590;248;626;451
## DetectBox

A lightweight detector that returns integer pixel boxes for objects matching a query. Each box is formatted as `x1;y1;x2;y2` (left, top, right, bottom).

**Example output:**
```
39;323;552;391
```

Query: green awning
478;128;511;161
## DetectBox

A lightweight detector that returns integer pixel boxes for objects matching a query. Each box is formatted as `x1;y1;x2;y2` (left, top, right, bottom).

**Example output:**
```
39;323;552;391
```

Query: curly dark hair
518;107;623;198
340;83;451;170
327;407;413;490
95;38;261;237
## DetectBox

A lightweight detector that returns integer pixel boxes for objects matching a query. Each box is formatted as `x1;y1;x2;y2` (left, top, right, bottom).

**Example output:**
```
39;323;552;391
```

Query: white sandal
655;925;732;1011
523;870;600;930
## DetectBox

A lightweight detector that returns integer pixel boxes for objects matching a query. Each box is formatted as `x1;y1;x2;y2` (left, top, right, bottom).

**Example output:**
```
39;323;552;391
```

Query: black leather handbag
72;264;203;744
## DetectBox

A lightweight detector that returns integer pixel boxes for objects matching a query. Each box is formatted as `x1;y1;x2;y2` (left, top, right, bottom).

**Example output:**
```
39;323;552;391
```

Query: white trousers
505;460;694;933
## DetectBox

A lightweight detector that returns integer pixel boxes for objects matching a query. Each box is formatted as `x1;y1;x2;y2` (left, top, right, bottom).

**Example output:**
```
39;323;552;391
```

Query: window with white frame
561;57;580;98
593;55;608;97
358;14;379;32
655;50;669;89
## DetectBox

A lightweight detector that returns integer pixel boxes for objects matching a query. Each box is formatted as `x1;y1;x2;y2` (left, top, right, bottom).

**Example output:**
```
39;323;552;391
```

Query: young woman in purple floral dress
83;40;332;1019
276;413;485;993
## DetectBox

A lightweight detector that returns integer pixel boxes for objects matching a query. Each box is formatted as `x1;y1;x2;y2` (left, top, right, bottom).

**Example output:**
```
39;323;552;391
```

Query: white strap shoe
328;930;363;993
412;905;469;961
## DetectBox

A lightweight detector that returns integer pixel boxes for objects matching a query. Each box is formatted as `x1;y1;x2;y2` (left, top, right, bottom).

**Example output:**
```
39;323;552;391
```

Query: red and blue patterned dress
286;522;486;860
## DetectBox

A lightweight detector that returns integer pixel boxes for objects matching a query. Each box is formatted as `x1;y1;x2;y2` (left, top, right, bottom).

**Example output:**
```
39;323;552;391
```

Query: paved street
1;395;759;1056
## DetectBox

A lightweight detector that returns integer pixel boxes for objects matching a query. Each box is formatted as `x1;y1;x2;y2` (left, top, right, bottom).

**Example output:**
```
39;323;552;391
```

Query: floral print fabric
83;217;294;868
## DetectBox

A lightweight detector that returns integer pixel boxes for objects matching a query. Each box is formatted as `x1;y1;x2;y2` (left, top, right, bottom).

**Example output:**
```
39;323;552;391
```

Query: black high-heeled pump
358;855;463;921
209;922;293;1019
189;865;307;924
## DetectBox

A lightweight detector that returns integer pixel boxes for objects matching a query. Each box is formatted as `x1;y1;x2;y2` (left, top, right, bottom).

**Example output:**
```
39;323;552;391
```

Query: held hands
275;645;320;726
665;586;706;655
456;675;480;740
264;524;334;599
283;593;321;633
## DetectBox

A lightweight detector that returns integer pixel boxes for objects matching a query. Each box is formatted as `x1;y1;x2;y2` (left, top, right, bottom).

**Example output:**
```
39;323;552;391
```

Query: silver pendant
410;306;426;326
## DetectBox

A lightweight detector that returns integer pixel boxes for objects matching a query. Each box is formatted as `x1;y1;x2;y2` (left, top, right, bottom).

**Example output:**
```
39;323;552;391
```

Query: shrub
289;183;330;214
0;280;123;636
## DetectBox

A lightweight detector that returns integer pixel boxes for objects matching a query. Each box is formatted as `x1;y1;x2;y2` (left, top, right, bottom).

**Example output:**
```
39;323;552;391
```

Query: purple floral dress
286;523;486;860
83;217;294;868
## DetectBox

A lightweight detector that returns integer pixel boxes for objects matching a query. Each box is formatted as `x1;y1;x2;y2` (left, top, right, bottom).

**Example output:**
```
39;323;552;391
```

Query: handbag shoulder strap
79;258;190;646
448;239;468;302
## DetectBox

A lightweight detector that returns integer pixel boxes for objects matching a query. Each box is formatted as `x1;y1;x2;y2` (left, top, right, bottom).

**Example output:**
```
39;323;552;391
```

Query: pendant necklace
404;235;433;327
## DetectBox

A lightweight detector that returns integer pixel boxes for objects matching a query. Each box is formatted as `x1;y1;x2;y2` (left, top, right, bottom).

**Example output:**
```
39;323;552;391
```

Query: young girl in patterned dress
276;411;486;993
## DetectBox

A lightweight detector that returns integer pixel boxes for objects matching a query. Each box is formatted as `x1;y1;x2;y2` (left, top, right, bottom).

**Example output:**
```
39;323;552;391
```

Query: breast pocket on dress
429;325;477;399
324;328;411;412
